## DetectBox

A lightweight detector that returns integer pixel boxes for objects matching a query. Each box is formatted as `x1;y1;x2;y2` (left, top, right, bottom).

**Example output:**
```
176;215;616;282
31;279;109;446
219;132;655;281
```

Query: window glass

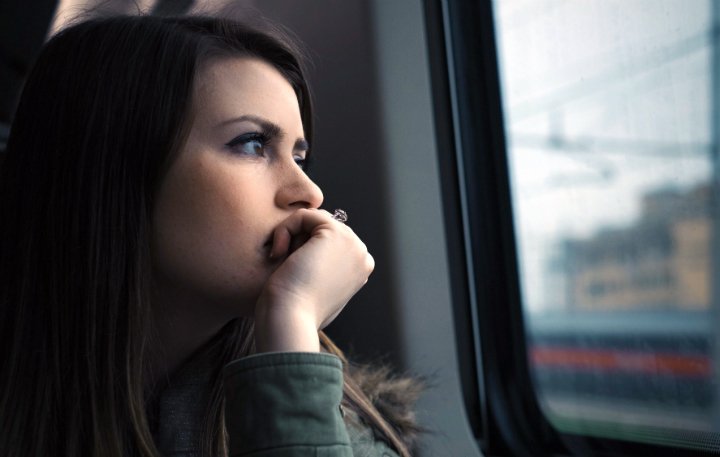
494;0;718;450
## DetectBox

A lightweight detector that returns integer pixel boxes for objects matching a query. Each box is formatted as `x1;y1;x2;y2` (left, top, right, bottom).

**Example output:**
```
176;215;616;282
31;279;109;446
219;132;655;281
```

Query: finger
285;208;336;235
269;209;334;258
288;231;310;255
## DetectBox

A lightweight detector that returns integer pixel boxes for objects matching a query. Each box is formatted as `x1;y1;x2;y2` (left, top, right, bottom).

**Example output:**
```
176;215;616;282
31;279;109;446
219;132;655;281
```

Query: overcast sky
493;0;712;311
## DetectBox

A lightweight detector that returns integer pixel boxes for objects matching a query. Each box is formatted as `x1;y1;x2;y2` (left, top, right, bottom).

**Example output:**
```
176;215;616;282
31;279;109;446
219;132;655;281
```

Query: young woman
0;15;421;457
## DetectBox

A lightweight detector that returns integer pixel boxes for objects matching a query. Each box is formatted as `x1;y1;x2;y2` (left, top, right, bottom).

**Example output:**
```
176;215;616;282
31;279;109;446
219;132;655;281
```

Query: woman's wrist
254;301;321;353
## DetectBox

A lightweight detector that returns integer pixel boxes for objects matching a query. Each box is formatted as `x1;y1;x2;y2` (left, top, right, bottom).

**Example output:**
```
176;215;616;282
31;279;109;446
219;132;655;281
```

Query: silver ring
331;209;348;223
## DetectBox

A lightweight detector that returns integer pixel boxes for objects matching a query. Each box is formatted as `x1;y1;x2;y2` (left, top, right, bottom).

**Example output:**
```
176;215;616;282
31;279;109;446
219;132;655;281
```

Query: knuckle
341;224;356;237
366;253;375;272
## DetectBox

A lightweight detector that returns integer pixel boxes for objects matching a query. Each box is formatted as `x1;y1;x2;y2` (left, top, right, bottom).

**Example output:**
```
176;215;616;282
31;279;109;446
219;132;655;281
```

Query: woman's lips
263;235;273;252
263;234;278;260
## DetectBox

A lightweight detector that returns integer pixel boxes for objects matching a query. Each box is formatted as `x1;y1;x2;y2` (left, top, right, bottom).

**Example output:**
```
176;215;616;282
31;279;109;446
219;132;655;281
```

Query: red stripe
530;347;710;377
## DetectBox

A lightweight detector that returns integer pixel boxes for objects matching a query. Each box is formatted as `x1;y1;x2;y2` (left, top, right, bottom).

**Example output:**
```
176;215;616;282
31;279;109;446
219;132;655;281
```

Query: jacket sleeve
223;352;353;457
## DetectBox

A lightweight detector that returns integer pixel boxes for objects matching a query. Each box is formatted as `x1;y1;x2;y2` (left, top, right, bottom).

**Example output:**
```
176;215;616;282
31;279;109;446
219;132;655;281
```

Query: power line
509;133;711;158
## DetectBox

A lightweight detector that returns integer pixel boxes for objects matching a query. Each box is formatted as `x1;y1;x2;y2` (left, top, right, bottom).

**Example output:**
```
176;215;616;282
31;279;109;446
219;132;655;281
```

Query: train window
493;0;717;453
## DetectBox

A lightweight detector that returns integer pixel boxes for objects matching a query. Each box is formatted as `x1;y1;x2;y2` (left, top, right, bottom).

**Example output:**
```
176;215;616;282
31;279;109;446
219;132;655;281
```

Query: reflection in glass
494;0;719;450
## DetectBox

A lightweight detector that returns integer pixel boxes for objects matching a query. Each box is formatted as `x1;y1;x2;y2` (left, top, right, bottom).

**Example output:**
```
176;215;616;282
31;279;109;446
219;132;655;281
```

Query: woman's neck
147;285;236;392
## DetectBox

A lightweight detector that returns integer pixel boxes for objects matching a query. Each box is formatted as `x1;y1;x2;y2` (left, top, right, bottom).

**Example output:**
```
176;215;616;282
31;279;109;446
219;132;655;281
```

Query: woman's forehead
190;57;304;135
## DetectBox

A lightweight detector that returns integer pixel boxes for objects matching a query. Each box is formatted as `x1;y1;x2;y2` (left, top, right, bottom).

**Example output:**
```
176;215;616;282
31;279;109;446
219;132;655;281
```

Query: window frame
423;0;720;456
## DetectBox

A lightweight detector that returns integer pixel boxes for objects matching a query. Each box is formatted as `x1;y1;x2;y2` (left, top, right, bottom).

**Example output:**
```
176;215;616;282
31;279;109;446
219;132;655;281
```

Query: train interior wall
251;1;482;456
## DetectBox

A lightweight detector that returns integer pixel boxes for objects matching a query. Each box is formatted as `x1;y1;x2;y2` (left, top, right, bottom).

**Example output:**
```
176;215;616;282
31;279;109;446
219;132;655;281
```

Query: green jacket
154;351;400;457
224;352;400;457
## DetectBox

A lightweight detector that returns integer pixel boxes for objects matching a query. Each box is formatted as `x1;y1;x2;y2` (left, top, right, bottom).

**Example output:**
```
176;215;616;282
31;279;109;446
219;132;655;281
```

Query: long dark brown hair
0;14;421;457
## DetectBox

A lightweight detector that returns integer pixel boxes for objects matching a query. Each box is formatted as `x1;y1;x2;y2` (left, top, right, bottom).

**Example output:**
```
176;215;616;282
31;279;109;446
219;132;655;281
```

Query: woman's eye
226;133;268;156
294;155;307;169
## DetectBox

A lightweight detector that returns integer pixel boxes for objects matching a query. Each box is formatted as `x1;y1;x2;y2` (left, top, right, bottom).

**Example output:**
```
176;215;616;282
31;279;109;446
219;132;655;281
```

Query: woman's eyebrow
219;114;309;151
295;138;309;152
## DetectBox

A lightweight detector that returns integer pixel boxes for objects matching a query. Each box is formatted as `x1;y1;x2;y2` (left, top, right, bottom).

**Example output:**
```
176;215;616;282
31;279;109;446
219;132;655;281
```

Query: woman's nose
275;162;324;210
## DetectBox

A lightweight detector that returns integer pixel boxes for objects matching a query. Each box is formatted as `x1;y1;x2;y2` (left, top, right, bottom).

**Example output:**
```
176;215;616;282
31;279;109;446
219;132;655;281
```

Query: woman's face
151;57;323;319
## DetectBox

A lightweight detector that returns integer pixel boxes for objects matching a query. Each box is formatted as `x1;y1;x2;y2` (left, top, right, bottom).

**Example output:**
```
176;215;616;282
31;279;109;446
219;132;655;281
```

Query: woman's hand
254;208;375;353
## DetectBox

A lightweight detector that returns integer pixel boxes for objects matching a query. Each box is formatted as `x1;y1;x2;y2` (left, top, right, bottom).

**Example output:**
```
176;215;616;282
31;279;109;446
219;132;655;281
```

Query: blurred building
564;184;710;311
